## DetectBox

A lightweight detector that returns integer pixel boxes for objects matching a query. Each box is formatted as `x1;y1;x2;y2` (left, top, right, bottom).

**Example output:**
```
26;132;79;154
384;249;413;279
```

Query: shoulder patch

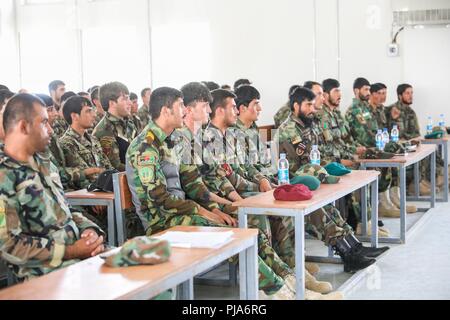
146;130;155;144
138;166;155;185
138;151;158;166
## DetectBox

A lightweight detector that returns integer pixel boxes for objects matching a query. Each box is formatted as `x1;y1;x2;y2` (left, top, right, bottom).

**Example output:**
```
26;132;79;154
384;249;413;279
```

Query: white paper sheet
154;231;234;248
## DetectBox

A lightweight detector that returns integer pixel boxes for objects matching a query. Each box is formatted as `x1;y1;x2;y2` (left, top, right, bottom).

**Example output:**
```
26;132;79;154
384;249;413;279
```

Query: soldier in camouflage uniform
129;92;144;133
273;86;388;273
137;87;152;129
273;85;300;128
0;93;105;280
386;83;439;194
125;87;296;299
93;82;137;171
90;86;106;128
60;96;113;190
345;78;399;219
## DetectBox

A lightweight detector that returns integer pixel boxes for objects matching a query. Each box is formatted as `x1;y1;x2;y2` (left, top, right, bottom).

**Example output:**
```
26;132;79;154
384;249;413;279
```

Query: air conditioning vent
393;9;450;26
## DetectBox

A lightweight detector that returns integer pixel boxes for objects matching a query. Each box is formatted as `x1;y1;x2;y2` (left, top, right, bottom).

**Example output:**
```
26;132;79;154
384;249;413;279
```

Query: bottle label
278;169;289;183
310;159;320;165
392;136;399;142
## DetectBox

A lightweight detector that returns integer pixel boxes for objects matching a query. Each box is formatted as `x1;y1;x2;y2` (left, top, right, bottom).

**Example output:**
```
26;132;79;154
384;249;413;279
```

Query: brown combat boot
356;221;390;237
389;186;417;214
378;190;400;218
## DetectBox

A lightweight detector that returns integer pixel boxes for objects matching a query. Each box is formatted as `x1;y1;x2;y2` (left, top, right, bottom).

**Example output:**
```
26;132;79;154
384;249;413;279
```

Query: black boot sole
362;246;390;258
344;259;376;273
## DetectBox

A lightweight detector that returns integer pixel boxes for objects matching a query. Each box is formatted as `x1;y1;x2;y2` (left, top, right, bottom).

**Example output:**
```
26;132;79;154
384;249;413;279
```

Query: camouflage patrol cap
296;163;340;184
104;236;171;267
360;149;395;159
384;141;405;154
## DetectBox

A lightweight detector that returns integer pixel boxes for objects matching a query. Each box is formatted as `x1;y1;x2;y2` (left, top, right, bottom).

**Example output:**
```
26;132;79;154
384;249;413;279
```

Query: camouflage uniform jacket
137;104;151;129
93;112;137;171
386;100;420;140
274;114;319;176
131;114;144;134
0;147;104;280
235;119;276;180
52;117;69;138
319;104;354;160
232;119;272;184
345;98;379;148
369;104;388;131
171;127;220;211
202;123;259;196
60;127;114;190
312;109;342;163
125;121;200;235
273;101;291;128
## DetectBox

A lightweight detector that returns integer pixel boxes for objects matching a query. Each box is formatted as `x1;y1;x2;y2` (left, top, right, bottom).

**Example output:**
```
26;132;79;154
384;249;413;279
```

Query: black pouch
87;169;119;192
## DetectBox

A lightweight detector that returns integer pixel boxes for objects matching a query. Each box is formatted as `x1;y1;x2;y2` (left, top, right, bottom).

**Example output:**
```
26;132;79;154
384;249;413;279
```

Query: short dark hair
289;87;316;111
0;89;15;108
303;81;321;90
234;85;260;110
221;84;231;90
0;84;9;91
48;80;65;93
130;92;138;101
370;83;384;94
397;83;412;96
87;85;99;94
35;93;53;107
141;87;151;98
202;81;220;92
233;79;251;91
377;82;387;89
289;85;301;97
90;87;100;101
181;82;212;107
149;87;183;121
61;91;77;104
353;77;370;90
63;96;93;125
3;93;45;134
322;79;340;94
210;89;237;119
99;82;129;112
77;91;90;98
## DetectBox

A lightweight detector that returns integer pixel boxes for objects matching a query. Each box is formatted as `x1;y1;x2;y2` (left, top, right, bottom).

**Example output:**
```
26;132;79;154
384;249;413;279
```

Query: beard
359;93;369;102
299;112;314;127
401;97;412;105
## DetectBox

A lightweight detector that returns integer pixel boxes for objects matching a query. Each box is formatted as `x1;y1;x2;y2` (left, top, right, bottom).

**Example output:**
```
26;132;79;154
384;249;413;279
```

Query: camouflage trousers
156;213;286;295
261;205;353;269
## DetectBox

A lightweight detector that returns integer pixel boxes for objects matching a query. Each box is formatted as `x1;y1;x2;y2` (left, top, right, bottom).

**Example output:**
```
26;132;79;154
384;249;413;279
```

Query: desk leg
361;184;368;236
444;142;449;202
295;212;305;300
431;151;436;208
400;166;407;243
370;178;379;248
238;208;249;300
178;279;194;300
107;202;116;247
414;162;420;197
244;238;258;300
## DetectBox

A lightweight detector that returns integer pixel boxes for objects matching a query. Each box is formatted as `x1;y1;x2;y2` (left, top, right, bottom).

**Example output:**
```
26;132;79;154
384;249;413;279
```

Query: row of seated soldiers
274;78;446;231
2;77;434;299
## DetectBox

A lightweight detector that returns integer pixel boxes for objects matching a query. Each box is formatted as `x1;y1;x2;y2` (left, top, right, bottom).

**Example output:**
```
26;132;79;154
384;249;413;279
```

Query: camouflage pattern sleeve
403;106;421;140
98;135;124;171
274;103;291;128
345;103;376;148
59;139;89;189
70;210;105;237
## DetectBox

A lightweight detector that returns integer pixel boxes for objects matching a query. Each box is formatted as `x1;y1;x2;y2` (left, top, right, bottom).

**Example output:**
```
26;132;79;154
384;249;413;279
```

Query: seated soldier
274;85;300;128
274;86;390;273
60;95;112;190
129;92;144;133
93;82;137;171
0;93;105;281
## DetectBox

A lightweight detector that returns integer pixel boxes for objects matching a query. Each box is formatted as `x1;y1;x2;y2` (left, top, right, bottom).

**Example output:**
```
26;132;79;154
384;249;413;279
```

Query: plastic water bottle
310;145;320;165
376;129;383;151
439;114;445;129
382;128;390;148
426;116;433;135
391;125;399;142
278;153;290;185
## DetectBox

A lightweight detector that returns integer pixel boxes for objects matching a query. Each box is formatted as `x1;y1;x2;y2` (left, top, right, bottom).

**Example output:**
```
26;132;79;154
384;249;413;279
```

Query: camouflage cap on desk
295;163;340;184
360;148;396;160
104;236;171;267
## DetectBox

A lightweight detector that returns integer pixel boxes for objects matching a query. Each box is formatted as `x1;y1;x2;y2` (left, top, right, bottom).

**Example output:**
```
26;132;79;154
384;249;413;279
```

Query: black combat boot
333;237;376;273
345;234;390;258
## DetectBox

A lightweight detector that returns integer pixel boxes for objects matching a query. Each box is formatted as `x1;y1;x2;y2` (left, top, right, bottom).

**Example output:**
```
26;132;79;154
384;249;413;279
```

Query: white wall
1;0;450;128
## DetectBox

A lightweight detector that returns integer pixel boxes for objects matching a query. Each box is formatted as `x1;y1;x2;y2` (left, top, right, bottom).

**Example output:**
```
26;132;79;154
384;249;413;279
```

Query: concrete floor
194;198;450;300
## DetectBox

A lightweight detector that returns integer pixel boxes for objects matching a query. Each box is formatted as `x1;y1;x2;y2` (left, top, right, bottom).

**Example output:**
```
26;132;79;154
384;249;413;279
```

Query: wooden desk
359;143;437;244
0;226;258;300
65;189;116;246
420;137;449;202
233;170;380;300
